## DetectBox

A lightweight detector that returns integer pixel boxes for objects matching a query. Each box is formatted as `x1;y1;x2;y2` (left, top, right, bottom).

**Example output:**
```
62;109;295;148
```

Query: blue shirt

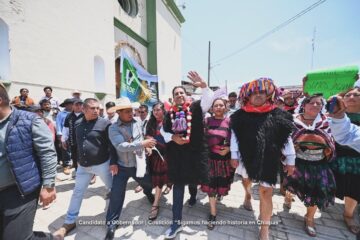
330;115;360;152
56;110;70;136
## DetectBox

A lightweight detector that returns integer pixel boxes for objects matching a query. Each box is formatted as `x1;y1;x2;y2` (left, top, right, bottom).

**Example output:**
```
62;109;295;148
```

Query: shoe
63;166;71;175
148;205;159;221
164;224;183;239
72;170;76;179
104;226;116;240
207;214;216;230
104;190;111;200
163;186;172;195
134;184;143;193
283;192;293;209
258;230;270;240
187;197;196;207
52;234;64;240
53;223;76;238
90;174;96;185
343;214;360;235
146;193;155;204
42;203;51;210
243;198;253;211
304;216;317;237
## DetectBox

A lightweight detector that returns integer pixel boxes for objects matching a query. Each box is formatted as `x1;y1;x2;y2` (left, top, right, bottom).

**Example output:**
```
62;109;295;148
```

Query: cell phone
326;97;337;113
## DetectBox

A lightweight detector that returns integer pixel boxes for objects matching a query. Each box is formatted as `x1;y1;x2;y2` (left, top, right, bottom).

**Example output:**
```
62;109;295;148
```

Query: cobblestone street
34;169;358;240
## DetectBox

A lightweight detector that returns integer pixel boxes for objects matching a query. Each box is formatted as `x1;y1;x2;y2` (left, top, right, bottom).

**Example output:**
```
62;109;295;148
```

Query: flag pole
207;41;211;87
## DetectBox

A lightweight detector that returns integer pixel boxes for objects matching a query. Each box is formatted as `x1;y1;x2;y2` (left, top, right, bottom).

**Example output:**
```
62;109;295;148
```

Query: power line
213;0;327;64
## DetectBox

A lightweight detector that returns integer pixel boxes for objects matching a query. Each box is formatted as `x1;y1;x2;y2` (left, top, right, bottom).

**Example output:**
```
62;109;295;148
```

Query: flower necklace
169;102;192;143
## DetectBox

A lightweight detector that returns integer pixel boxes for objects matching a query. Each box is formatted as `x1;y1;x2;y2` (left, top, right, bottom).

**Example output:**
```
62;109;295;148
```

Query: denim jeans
64;160;112;224
172;184;197;225
106;166;153;227
0;186;52;239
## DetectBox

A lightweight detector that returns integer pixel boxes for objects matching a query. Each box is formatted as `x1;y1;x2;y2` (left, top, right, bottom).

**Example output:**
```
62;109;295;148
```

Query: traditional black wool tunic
163;101;209;185
230;108;294;185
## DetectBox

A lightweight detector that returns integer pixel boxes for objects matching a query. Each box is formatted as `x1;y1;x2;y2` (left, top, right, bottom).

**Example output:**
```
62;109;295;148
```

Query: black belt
296;158;328;165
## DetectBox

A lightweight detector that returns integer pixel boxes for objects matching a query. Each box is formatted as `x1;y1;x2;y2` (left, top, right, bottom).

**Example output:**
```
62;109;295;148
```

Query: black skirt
333;170;360;202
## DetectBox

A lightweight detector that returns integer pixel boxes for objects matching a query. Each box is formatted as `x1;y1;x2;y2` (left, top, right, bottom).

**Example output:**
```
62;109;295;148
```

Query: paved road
34;169;358;240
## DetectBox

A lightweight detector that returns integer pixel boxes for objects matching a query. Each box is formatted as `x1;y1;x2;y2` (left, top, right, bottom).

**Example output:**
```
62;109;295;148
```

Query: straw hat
109;97;138;112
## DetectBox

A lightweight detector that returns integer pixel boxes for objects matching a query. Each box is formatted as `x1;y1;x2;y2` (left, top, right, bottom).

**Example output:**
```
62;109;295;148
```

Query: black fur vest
231;108;294;185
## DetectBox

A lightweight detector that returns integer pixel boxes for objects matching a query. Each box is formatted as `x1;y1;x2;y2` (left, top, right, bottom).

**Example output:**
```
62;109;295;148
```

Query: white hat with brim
109;97;139;112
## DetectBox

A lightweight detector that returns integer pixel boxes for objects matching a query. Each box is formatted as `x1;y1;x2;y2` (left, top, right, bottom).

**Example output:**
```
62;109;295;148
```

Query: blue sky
179;0;360;92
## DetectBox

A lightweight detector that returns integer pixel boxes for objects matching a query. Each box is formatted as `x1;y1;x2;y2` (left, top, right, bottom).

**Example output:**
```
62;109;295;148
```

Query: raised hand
187;71;207;88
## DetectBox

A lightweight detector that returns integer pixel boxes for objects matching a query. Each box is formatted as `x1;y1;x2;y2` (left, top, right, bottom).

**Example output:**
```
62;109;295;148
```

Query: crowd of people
0;72;359;240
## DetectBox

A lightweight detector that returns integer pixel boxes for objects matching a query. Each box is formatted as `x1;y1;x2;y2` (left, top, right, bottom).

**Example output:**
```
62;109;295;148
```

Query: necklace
169;102;192;143
301;115;316;121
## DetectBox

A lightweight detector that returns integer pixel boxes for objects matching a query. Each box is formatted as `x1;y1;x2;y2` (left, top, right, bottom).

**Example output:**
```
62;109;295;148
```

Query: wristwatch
43;183;55;188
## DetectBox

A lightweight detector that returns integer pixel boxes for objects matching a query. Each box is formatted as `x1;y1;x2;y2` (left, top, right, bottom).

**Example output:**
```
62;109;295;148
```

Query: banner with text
120;50;158;106
304;65;359;99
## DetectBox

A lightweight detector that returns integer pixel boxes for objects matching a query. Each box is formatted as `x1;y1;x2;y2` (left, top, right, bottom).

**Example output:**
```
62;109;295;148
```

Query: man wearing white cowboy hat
104;97;156;240
71;90;81;100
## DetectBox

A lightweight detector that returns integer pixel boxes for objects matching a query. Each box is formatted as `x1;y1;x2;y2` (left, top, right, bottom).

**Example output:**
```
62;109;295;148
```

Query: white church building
0;0;184;103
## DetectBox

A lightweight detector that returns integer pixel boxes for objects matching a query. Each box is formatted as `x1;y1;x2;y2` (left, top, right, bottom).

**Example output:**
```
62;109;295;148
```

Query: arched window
118;0;138;17
0;18;10;81
94;56;106;91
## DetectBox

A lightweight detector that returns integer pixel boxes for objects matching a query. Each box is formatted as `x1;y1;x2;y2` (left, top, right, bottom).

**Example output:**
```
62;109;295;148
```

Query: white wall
0;18;10;81
0;0;116;102
156;1;182;100
113;0;147;41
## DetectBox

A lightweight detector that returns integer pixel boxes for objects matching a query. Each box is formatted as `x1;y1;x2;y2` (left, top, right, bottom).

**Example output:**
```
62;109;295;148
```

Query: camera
325;97;337;113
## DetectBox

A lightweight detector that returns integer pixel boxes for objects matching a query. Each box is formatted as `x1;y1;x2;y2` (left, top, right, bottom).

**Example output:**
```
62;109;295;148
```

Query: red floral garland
169;102;192;143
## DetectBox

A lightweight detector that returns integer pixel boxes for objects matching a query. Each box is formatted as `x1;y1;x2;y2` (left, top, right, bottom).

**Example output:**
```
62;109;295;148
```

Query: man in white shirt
39;86;60;111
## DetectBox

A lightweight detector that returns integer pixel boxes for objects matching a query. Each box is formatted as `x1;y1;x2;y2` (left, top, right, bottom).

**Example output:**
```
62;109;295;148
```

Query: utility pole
311;27;316;70
207;41;211;87
225;80;228;94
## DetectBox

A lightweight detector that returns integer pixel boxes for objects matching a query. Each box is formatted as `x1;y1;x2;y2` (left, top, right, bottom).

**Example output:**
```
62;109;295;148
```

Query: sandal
163;186;172;195
280;184;286;196
258;222;270;240
343;214;360;235
207;214;216;230
283;194;292;209
90;174;96;185
243;198;253;211
148;206;159;221
258;231;270;240
134;185;143;193
304;216;317;237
